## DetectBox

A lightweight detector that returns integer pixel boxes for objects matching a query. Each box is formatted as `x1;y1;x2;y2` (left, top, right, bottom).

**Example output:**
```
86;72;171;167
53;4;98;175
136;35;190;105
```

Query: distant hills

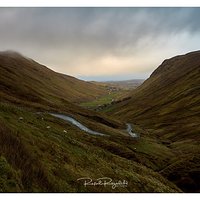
92;79;144;90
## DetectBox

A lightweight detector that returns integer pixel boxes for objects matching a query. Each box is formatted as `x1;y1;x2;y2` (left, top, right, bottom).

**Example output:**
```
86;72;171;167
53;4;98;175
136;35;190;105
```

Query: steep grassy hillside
109;51;200;140
0;51;107;105
108;51;200;192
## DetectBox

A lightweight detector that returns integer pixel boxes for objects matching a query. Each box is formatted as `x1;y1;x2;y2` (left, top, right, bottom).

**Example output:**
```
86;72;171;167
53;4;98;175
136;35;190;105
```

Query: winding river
126;123;138;138
50;113;138;138
50;113;105;136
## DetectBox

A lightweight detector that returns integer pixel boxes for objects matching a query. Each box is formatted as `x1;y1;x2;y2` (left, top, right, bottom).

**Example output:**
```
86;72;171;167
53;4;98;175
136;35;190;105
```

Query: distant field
80;90;129;109
80;79;144;110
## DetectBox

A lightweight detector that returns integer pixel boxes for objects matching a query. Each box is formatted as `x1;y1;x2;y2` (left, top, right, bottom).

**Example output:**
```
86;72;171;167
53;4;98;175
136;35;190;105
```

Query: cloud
0;7;200;80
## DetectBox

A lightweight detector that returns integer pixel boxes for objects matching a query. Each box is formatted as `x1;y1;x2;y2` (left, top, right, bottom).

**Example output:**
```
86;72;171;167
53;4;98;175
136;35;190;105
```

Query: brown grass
0;120;56;192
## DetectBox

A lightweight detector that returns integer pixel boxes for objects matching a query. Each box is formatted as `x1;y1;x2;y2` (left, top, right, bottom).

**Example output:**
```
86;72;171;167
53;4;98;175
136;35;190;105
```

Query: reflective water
126;123;138;138
50;113;138;138
50;113;105;136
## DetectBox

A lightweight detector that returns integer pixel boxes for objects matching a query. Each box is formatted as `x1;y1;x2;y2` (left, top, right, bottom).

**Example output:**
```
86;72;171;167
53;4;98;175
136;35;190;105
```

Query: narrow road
50;113;139;138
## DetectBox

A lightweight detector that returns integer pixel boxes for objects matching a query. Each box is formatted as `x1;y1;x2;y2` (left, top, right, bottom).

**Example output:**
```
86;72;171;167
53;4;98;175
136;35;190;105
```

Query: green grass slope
0;51;107;105
0;102;181;192
107;51;200;192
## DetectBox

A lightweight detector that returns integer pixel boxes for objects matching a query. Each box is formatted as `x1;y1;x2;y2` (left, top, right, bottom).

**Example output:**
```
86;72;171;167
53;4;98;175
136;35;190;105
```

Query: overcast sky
0;7;200;81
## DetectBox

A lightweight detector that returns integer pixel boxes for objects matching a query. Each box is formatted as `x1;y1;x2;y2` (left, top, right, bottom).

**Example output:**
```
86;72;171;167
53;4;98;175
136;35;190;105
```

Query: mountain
0;51;107;106
108;51;200;140
108;51;200;192
0;51;181;192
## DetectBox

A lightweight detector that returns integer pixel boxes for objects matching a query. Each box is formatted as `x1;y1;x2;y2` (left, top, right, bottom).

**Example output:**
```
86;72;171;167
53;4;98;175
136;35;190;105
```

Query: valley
0;50;199;193
79;79;143;110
